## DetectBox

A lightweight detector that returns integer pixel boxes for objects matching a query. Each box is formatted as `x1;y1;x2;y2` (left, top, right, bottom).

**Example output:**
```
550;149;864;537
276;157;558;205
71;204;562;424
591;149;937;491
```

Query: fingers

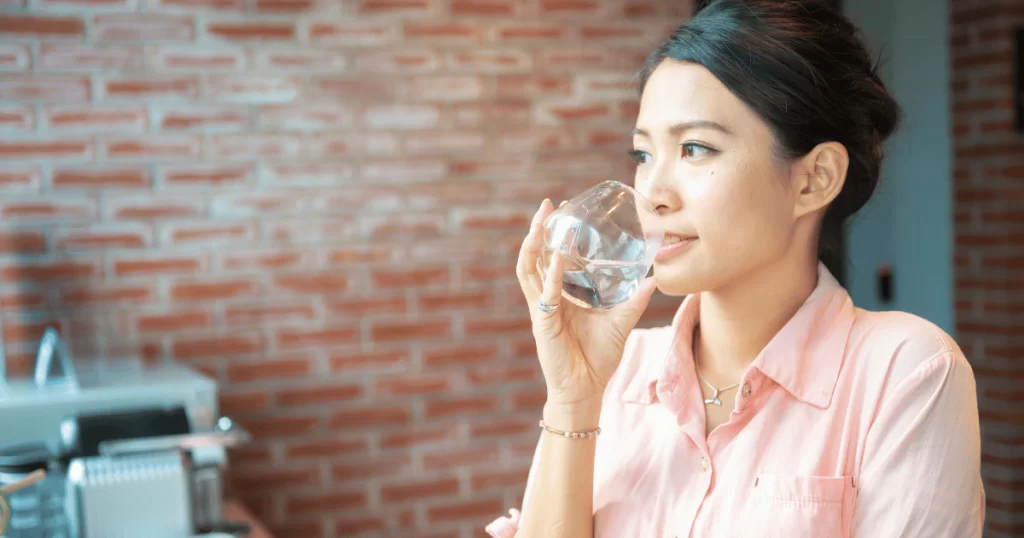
613;276;658;327
537;249;564;321
516;199;554;300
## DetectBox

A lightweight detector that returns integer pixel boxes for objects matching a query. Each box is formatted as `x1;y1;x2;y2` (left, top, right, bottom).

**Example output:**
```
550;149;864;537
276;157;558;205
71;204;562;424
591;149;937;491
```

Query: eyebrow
632;120;734;138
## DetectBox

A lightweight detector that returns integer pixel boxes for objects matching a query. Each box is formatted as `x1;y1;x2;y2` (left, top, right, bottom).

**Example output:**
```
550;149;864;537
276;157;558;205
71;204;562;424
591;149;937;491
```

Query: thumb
614;276;657;327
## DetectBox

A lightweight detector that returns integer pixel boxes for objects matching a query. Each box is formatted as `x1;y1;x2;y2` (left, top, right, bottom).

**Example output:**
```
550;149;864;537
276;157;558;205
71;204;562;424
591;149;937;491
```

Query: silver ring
537;299;560;313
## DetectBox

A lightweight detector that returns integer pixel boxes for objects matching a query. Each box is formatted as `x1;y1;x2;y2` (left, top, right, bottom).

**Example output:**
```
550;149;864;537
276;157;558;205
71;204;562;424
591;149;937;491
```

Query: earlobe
794;141;848;218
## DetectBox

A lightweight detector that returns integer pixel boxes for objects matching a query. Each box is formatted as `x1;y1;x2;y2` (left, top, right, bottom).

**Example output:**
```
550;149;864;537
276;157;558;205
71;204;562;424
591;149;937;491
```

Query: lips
656;232;698;262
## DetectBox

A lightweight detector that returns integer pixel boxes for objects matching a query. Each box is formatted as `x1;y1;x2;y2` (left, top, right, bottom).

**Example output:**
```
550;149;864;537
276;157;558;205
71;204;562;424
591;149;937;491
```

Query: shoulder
846;309;973;395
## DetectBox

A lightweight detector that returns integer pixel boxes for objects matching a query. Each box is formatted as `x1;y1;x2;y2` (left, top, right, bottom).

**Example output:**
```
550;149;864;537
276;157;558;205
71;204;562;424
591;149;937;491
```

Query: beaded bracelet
539;419;601;440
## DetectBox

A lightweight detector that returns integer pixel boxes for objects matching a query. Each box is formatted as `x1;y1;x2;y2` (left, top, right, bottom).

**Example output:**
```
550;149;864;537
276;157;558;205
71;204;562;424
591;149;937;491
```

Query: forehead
636;60;750;131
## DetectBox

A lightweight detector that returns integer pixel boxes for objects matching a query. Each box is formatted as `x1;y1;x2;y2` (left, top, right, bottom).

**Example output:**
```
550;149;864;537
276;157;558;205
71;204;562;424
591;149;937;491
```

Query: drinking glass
539;180;663;309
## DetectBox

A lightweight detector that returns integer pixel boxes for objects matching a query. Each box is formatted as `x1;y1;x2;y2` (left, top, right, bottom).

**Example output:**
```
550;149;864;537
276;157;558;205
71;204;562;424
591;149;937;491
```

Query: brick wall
950;1;1024;536
0;1;685;536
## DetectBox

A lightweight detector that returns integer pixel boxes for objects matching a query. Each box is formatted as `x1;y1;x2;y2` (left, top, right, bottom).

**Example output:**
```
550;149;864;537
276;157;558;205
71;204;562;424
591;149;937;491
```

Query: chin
653;261;705;297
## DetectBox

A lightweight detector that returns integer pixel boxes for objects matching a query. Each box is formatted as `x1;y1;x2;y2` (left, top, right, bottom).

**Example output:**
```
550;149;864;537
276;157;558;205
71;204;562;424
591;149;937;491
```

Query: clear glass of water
539;180;664;309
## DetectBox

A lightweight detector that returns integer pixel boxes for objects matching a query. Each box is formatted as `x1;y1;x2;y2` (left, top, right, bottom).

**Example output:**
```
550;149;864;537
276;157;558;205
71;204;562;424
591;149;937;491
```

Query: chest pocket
734;474;855;538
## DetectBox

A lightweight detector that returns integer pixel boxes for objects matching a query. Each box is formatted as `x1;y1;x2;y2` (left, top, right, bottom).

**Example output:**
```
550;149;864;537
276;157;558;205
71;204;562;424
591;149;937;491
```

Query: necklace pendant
704;388;722;406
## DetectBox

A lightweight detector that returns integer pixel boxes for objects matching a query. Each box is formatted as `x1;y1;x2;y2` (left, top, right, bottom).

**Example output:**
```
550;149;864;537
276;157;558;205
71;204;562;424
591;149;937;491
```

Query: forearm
517;397;602;538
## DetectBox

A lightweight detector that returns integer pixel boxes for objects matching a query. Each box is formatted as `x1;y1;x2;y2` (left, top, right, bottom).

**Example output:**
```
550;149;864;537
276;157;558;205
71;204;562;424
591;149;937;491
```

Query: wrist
542;395;603;432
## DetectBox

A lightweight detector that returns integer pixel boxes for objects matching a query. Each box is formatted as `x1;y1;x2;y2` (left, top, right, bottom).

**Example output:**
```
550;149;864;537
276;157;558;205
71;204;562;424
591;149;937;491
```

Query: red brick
425;395;498;419
325;245;393;265
467;365;537;385
108;195;203;220
427;498;506;522
0;76;89;101
456;209;531;231
0;199;95;220
173;332;263;360
326;297;406;317
103;137;200;160
39;44;141;71
308;22;397;45
422;444;501;471
242;415;319;437
581;24;647;40
422;343;498;368
0;139;91;160
94;14;194;41
496;75;572;99
55;225;148;249
150;46;244;72
379;424;457;449
212;134;304;159
0;260;97;282
277;383;364;406
512;388;547;410
167;222;254;244
219;391;270;415
330;350;409;372
272;272;348;295
623;1;656;16
448;49;531;72
450;156;531;178
276;324;358;348
371;319;452;342
0;230;46;254
451;0;514;15
252;48;345;72
0;291;45;310
60;284;152;306
252;0;314;11
203;75;300;102
330;404;411;429
44;105;146;132
52;167;150;189
493;24;565;41
286;436;368;459
356;50;440;74
358;0;431;15
405;75;484;102
0;14;84;37
331;455;414;484
225;301;315;325
161;164;253;187
232;468;320;494
220;249;305;270
470;418;534;438
103;78;196;100
418;291;493;313
205;21;295;41
136;310;210;333
170;278;258;301
157;106;249;130
381;478;458;503
335;517;386;536
537;102;612;123
371;267;448;289
0;105;33;133
363;104;439;130
226;355;312;382
148;0;242;9
113;254;201;277
374;373;450;396
0;166;38;191
405;22;480;42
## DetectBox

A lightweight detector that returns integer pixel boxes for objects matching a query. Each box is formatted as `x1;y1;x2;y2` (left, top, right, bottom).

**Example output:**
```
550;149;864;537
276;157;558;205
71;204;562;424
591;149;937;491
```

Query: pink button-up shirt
487;263;985;538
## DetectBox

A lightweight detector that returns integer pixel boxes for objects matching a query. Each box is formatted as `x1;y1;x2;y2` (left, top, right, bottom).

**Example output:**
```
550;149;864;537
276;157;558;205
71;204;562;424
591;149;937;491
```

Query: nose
636;161;681;217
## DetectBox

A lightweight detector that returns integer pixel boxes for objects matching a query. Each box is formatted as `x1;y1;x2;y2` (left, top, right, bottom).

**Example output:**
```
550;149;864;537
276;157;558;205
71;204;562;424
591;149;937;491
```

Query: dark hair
638;0;901;269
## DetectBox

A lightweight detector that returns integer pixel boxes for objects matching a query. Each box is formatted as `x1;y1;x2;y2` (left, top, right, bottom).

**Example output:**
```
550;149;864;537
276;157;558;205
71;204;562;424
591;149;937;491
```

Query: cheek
689;159;791;255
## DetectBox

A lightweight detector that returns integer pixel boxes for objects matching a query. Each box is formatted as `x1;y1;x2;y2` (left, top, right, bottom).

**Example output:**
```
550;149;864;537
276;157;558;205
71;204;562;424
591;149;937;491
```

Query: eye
681;142;716;159
627;149;652;166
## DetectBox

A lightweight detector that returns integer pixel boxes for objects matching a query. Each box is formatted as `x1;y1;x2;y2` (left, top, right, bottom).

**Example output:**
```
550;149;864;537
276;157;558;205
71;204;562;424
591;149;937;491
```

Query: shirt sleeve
851;351;986;537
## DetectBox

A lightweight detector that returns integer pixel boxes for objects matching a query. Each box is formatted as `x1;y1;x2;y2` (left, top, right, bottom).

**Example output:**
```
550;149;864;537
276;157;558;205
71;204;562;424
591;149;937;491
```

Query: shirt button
741;383;751;397
699;457;709;472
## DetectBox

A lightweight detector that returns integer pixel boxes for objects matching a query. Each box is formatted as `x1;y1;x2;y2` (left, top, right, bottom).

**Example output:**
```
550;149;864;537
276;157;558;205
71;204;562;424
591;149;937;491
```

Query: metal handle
97;417;251;457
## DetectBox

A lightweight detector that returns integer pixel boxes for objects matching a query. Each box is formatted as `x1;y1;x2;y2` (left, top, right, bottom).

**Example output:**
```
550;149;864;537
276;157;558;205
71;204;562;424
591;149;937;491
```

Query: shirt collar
621;262;855;408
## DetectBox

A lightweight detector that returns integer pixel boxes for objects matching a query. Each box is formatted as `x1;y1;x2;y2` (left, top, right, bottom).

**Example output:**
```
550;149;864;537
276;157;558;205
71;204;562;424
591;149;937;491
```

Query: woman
486;0;985;537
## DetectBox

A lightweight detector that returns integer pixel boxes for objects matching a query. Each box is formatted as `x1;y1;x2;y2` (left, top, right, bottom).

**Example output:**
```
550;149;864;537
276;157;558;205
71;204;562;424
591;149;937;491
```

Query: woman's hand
517;199;659;407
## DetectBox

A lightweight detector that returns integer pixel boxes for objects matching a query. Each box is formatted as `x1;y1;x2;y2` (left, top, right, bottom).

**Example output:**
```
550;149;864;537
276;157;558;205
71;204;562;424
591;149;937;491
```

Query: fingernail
540;198;550;210
559;200;568;208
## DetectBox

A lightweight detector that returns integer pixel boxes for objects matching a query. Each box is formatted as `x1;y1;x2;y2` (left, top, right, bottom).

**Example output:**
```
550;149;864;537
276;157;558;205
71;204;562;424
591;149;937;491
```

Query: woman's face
633;60;802;296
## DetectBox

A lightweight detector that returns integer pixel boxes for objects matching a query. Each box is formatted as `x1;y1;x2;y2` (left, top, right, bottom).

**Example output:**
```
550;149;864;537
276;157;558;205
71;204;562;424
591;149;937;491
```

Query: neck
694;255;820;381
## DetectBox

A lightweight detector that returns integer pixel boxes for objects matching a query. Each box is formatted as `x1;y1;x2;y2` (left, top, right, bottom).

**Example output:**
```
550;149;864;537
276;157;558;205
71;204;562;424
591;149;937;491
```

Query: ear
791;141;849;219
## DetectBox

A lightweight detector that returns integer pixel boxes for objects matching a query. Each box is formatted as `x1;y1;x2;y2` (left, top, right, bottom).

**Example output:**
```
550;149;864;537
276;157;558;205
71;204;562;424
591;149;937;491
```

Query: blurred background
0;0;1020;536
